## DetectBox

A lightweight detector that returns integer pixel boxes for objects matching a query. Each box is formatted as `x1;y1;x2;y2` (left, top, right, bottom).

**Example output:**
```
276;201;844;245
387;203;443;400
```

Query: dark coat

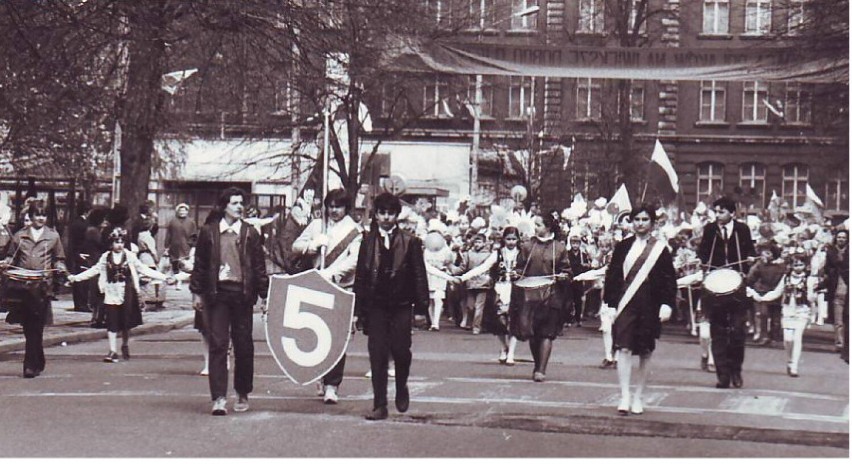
604;236;677;354
353;227;430;317
189;220;269;304
66;215;89;272
512;237;573;311
698;220;756;273
826;244;849;301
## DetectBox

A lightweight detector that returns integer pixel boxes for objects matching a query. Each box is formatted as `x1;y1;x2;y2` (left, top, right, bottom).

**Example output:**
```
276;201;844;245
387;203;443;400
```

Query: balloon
424;231;447;252
511;185;527;202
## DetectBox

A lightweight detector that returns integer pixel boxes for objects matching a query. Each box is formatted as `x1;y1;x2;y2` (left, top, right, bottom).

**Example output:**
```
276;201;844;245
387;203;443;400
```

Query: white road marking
721;396;788;416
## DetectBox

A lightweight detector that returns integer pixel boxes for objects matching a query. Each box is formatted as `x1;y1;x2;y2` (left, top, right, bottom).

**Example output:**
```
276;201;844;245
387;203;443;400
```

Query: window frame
697;162;725;203
744;0;772;35
576;77;603;120
509;76;534;119
784;82;812;124
742;81;769;122
511;0;538;30
578;0;605;34
782;163;809;208
739;163;766;209
700;80;726;122
702;0;730;35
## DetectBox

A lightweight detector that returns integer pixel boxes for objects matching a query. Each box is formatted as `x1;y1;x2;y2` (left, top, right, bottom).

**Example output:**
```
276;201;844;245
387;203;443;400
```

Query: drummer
697;197;756;389
1;201;67;378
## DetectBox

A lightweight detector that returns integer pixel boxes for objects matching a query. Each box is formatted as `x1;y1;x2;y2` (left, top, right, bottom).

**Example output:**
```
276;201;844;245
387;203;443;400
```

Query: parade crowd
0;185;848;421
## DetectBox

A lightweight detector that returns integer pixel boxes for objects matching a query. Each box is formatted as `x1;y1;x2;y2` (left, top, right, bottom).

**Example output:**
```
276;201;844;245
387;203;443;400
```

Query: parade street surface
0;288;847;458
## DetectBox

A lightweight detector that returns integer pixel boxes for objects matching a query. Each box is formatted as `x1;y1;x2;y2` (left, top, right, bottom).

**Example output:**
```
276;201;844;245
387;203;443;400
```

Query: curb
0;314;195;356
400;412;849;449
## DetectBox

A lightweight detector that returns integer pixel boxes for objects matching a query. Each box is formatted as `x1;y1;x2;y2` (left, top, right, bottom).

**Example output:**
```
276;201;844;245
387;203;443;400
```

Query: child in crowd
68;228;175;362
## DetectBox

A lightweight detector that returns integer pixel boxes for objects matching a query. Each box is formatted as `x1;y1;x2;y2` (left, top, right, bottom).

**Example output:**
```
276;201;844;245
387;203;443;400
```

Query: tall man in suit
66;200;91;312
353;193;429;420
698;197;756;389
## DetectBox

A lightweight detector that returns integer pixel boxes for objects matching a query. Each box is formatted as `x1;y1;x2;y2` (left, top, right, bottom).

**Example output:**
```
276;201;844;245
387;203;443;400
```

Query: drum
701;269;747;314
0;268;52;312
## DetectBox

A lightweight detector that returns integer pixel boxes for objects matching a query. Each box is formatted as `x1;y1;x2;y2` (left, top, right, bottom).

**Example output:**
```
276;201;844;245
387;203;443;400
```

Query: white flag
560;144;573;170
651;139;679;193
806;183;824;207
161;69;198;95
441;98;454;118
607;184;632;215
358;102;373;133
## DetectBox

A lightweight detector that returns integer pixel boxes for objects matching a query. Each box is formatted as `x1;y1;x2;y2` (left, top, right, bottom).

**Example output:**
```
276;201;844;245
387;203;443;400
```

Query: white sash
615;239;667;319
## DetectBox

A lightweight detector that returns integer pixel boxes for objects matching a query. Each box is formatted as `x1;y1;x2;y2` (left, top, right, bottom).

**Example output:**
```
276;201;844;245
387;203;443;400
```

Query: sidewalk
0;285;196;354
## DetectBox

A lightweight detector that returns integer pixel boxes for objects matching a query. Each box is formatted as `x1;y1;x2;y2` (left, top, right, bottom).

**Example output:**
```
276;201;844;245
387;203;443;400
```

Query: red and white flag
650;139;679;194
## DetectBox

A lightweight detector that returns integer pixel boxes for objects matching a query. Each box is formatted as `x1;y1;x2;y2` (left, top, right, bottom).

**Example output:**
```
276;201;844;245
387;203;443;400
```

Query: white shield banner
264;270;355;385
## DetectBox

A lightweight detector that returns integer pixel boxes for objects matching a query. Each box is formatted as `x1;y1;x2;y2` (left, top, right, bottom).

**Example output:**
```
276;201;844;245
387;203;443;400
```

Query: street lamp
470;4;541;196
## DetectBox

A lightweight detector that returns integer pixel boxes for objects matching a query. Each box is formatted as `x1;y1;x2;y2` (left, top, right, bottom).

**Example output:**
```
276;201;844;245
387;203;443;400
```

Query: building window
783;164;808;207
578;0;605;34
697;162;725;203
576;78;602;120
629;0;647;34
427;0;452;25
424;77;451;118
469;0;495;28
744;0;772;35
703;0;729;34
787;0;805;34
742;81;768;122
700;80;726;122
509;76;533;118
272;78;293;116
380;82;395;117
467;75;494;117
630;84;645;121
511;0;538;29
785;83;812;124
740;163;766;208
826;178;849;211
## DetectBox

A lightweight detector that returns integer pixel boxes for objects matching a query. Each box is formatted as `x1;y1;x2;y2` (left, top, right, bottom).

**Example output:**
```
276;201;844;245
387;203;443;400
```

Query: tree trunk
117;6;168;221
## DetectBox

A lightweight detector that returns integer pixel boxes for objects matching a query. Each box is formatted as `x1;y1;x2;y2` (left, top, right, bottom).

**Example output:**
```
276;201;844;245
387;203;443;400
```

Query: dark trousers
204;289;254;400
71;259;90;311
22;311;46;373
568;282;585;323
323;354;346;387
366;306;412;409
709;308;747;384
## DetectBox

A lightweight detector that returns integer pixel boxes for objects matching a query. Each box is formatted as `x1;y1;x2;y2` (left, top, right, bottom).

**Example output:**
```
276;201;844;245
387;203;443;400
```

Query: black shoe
365;406;388;421
731;372;743;388
599;359;616;369
395;385;410;413
121;345;130;360
23;368;37;379
103;351;119;363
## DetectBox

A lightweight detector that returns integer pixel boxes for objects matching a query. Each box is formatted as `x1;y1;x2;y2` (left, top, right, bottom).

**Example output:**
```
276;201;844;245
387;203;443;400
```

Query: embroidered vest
106;252;129;284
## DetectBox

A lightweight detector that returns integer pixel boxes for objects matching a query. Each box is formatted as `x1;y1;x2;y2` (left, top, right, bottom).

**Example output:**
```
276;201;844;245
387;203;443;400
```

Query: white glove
659;304;672;322
310;234;330;250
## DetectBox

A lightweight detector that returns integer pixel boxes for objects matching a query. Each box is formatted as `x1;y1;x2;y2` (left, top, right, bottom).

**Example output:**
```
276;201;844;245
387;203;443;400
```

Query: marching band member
1;201;67;378
593;234;616;369
67;228;175;362
511;211;572;383
603;205;677;415
292;189;362;405
752;251;817;377
697;197;756;389
354;193;429;421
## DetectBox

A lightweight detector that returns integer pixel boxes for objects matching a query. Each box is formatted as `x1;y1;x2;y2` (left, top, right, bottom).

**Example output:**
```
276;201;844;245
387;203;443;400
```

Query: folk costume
70;248;171;361
757;271;818;376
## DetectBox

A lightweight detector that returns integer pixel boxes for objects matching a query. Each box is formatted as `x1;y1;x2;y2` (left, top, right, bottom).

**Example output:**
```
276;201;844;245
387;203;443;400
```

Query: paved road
0;309;847;458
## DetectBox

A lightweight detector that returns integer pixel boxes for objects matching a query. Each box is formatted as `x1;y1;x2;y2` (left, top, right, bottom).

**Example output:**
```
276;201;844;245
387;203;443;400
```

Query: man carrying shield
292;188;362;405
354;193;429;421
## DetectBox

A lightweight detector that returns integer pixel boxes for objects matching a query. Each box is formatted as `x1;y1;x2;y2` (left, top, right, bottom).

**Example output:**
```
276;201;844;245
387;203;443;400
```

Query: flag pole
640;157;653;203
320;98;331;270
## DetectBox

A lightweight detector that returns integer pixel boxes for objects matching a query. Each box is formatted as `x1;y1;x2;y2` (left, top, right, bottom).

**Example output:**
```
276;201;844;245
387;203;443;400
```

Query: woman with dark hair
511;211;572;382
603;204;677;415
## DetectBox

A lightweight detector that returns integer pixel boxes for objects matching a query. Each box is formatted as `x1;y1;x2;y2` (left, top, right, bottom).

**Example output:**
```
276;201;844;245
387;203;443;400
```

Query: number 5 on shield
281;285;334;367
